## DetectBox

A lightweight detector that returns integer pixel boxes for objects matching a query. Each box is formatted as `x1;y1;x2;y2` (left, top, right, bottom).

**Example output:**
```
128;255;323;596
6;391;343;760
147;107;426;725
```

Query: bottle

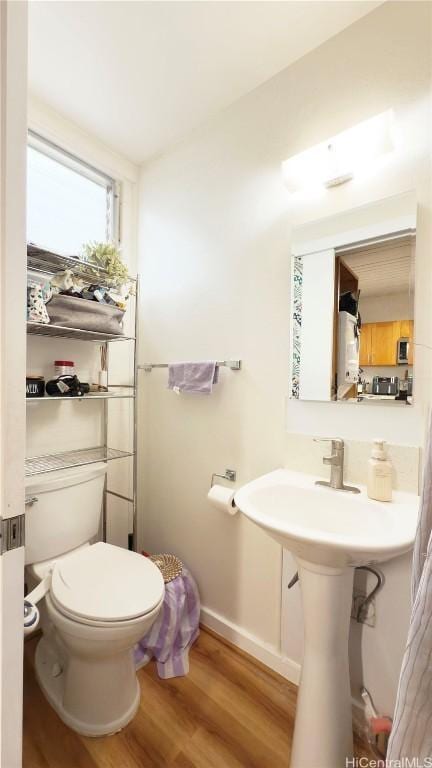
367;439;392;502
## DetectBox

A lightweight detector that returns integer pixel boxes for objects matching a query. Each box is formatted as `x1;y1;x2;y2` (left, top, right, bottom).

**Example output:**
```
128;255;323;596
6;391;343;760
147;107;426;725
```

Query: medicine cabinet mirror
290;191;416;404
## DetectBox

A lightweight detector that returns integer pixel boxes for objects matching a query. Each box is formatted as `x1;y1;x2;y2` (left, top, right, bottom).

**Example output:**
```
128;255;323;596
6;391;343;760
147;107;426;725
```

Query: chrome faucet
314;438;360;493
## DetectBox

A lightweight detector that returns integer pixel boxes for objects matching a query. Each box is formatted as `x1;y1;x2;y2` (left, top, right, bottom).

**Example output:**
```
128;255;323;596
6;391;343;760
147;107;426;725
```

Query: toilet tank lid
25;462;107;494
51;542;165;622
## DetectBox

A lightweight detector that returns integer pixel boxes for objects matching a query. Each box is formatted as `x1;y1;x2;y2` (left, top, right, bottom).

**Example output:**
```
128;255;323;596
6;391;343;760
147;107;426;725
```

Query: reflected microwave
397;337;410;365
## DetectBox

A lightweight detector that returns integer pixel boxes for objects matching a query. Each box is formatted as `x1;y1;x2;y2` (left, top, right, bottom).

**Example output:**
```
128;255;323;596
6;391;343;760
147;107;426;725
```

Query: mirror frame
290;190;417;404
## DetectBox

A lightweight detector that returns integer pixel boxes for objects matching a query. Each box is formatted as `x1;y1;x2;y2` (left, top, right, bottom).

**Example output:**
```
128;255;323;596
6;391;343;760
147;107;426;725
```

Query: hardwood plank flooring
23;628;372;768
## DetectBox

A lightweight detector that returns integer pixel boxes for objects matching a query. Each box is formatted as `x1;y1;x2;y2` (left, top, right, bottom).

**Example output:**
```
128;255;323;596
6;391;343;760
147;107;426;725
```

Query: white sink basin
234;468;419;768
234;468;418;568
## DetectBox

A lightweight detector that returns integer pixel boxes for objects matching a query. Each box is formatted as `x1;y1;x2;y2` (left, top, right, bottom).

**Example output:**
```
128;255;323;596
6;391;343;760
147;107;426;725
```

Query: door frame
0;2;28;766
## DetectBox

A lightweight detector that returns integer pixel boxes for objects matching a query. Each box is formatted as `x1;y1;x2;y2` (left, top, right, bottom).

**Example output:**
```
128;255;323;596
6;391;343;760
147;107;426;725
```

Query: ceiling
342;239;415;298
28;1;381;165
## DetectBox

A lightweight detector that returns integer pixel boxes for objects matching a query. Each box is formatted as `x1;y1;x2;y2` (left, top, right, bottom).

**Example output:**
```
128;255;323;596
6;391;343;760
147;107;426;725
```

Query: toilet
25;463;165;737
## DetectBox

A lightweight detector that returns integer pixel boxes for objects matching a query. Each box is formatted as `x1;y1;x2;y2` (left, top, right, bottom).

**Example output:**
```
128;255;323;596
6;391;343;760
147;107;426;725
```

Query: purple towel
134;566;200;679
168;361;219;394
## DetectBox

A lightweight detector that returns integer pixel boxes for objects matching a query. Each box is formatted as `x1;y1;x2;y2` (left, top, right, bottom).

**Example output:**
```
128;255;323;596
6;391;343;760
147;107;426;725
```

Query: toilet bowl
25;464;165;736
31;543;165;736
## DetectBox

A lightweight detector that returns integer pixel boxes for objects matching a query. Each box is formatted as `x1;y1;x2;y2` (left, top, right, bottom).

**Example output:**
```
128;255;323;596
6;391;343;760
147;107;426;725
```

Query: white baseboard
200;605;301;685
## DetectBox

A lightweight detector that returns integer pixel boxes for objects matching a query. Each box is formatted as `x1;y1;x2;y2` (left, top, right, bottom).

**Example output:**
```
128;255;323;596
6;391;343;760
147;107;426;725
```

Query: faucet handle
313;437;344;448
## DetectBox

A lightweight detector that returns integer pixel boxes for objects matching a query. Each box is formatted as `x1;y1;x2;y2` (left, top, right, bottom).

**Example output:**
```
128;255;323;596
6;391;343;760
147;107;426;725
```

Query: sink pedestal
291;559;354;768
235;469;418;767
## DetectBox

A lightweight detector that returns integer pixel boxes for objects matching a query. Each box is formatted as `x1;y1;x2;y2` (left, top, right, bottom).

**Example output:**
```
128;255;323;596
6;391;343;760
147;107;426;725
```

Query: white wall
361;291;414;324
26;98;139;547
137;0;432;716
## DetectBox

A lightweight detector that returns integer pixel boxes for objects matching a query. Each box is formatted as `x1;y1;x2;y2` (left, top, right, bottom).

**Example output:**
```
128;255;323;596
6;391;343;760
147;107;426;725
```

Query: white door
0;2;28;766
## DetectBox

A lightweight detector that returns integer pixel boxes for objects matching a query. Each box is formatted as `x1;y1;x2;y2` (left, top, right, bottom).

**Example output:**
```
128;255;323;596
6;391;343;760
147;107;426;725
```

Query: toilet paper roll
207;484;238;515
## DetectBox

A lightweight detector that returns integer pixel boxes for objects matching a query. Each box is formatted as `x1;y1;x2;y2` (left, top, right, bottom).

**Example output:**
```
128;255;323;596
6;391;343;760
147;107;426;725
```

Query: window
27;131;118;256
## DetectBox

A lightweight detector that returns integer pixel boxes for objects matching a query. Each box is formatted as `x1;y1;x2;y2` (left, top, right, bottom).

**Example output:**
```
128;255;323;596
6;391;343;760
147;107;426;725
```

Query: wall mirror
290;191;416;404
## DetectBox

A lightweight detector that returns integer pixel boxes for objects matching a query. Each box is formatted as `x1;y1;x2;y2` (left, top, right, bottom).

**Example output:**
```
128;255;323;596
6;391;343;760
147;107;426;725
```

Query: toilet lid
51;542;165;623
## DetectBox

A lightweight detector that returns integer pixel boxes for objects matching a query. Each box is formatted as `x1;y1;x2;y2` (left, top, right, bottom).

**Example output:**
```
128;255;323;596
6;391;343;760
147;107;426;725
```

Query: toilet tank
25;463;107;565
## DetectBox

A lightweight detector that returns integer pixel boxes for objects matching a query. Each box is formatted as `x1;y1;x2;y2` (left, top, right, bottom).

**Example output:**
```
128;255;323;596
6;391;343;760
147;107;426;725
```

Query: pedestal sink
234;469;418;768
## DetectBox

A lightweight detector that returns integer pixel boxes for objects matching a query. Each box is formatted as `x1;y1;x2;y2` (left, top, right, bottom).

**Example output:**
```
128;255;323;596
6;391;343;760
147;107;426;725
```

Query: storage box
47;294;125;335
26;376;45;398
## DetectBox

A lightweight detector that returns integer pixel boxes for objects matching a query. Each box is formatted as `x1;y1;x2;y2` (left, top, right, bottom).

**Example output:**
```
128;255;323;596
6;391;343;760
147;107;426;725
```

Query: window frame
27;129;120;247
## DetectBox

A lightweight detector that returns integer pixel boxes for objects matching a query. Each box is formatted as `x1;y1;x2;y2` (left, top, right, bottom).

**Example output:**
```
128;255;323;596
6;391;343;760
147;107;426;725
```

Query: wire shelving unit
26;245;139;550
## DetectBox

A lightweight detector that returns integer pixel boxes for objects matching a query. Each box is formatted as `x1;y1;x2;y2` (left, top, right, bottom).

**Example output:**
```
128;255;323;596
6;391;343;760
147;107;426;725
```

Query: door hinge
1;515;25;554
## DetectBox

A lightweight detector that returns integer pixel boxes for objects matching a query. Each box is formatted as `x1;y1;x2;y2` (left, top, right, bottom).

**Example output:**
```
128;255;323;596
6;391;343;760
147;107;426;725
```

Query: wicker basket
150;554;183;583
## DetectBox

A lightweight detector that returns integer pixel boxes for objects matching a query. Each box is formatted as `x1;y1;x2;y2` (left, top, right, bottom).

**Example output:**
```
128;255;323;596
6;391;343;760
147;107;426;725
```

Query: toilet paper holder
211;468;236;487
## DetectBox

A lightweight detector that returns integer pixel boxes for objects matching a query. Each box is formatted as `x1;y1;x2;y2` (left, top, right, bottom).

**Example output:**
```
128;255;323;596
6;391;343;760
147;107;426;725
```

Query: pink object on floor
370;717;392;735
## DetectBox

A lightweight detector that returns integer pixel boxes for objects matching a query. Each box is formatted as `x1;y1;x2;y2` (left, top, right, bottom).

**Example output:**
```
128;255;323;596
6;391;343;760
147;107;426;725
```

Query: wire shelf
26;389;135;402
25;446;134;476
27;321;135;343
27;243;137;288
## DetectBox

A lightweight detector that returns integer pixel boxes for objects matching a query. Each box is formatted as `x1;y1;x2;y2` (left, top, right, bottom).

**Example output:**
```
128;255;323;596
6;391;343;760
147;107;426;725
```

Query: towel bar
138;360;241;372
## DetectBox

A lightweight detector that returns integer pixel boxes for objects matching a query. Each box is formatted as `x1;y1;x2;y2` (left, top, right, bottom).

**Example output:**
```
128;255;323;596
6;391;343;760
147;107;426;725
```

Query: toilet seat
50;542;165;625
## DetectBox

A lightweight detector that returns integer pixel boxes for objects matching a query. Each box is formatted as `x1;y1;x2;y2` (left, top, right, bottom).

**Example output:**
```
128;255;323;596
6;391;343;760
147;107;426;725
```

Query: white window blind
27;131;117;256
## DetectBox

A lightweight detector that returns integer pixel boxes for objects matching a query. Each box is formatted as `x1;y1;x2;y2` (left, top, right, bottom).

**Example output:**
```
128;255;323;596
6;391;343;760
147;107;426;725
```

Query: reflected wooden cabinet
371;321;401;366
359;324;372;367
359;320;413;366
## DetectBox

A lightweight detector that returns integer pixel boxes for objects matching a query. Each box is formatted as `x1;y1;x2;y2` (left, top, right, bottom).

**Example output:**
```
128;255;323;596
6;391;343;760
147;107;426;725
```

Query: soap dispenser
367;439;392;502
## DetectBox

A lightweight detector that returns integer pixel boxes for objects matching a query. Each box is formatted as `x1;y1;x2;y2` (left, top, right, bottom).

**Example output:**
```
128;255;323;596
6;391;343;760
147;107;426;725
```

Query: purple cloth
167;361;219;394
134;566;200;679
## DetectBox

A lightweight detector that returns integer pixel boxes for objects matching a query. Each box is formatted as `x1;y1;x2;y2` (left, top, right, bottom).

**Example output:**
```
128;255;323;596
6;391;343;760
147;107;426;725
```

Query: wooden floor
23;628;372;768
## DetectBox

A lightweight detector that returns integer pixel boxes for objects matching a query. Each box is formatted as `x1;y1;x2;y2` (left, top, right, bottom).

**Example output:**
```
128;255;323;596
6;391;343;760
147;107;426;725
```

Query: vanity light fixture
282;110;394;194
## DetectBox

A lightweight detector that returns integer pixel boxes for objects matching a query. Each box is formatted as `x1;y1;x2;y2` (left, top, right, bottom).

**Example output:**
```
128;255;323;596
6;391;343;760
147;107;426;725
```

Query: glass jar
54;360;75;377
